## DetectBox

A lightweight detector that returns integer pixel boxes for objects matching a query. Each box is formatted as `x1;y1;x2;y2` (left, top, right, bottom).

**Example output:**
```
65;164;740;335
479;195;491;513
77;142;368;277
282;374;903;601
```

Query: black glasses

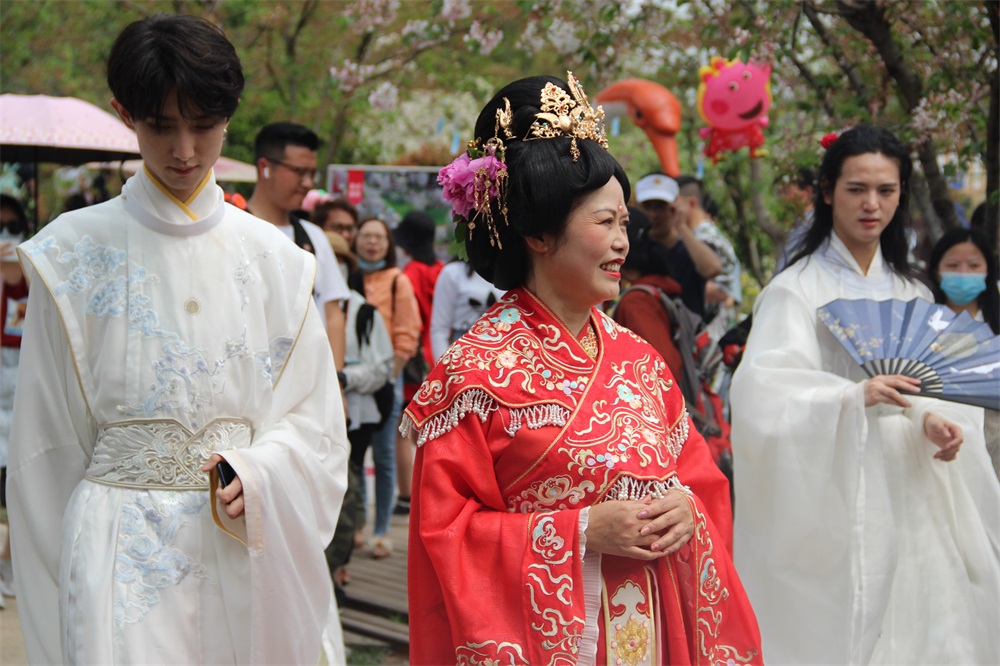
268;158;319;183
0;218;25;235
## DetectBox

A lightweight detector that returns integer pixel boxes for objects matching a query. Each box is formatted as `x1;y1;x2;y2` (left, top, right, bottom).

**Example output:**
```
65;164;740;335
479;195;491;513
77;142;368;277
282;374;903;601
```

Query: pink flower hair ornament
820;132;840;150
438;72;608;260
439;99;513;259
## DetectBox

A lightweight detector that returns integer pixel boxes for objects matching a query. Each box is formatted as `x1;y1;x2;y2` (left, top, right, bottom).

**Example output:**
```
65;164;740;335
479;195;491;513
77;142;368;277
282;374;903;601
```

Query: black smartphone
216;460;237;488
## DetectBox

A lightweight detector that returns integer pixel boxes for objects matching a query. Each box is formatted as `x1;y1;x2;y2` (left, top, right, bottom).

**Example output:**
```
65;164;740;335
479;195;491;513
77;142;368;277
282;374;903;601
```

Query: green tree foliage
2;0;994;287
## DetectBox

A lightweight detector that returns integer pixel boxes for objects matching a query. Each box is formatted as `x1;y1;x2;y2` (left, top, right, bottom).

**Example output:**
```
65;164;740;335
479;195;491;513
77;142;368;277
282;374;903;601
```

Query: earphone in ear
263;167;270;178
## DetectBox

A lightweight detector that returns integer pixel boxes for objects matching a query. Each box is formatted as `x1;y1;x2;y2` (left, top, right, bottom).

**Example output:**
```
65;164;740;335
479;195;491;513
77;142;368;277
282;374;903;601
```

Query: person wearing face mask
348;216;421;558
0;194;28;607
731;126;999;664
928;227;1000;478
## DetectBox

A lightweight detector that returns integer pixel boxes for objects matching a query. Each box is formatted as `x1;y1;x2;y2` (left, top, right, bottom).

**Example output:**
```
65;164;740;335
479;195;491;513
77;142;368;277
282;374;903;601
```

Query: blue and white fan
818;298;1000;411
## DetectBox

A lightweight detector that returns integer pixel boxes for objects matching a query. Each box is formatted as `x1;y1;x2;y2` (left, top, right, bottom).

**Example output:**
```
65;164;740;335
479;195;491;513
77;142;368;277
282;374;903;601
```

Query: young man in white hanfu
7;13;349;664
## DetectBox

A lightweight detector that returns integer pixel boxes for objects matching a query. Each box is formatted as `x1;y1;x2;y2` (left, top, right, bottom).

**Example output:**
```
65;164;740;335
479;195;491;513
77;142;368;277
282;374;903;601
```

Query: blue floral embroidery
616;385;637;403
23;235;55;257
37;234;294;417
87;275;128;317
557;378;583;396
256;336;294;384
114;491;208;627
53;236;128;298
496;308;520;325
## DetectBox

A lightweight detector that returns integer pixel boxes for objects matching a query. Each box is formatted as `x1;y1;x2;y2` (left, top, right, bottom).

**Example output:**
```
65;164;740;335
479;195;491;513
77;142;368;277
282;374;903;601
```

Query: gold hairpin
528;71;609;161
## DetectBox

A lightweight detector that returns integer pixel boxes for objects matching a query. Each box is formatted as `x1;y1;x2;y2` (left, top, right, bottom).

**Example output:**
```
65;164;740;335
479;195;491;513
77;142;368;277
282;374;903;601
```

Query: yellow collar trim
143;166;211;221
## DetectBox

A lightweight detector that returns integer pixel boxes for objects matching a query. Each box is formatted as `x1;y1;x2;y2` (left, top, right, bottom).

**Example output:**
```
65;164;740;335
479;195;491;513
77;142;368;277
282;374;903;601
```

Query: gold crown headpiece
527;71;609;162
441;73;609;259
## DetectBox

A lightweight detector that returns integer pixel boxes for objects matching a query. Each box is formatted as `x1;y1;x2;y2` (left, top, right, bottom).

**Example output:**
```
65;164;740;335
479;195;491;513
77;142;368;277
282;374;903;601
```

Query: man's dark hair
675;175;703;204
0;194;27;224
789;124;914;277
254;122;321;161
795;166;817;191
107;14;244;123
312;198;359;229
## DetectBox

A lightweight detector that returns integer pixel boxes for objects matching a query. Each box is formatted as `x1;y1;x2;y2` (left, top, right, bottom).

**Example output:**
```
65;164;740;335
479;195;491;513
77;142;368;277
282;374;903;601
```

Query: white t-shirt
278;218;349;307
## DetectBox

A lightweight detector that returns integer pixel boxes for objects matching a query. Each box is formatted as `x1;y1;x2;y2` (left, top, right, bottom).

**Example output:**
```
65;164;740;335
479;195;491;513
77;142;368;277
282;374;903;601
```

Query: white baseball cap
635;174;679;203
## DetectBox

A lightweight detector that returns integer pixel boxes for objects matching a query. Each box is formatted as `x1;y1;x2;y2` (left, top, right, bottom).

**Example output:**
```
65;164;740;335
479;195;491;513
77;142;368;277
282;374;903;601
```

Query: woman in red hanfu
402;73;762;665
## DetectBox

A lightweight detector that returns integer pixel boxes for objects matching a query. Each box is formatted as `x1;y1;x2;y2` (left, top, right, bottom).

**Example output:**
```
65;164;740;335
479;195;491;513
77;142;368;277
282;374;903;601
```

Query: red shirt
1;276;28;348
402;258;444;367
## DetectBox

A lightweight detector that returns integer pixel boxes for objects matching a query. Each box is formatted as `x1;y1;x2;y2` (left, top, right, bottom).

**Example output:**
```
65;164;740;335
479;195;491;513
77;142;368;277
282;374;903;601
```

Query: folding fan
818;298;1000;411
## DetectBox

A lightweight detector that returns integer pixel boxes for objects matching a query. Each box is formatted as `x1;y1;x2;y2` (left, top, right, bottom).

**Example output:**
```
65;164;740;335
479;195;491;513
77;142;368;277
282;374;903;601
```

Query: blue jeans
367;375;401;536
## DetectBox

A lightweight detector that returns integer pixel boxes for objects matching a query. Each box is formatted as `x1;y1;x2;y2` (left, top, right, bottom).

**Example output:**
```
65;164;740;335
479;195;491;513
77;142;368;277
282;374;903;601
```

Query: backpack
347;298;394;427
611;284;731;463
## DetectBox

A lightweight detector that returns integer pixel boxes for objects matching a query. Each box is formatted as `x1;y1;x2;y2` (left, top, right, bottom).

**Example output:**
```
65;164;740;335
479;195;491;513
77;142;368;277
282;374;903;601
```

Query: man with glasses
247;122;348;370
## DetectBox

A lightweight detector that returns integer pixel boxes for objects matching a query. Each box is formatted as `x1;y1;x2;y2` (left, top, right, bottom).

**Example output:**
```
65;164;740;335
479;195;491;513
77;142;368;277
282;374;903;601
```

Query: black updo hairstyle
464;75;630;289
788;124;913;277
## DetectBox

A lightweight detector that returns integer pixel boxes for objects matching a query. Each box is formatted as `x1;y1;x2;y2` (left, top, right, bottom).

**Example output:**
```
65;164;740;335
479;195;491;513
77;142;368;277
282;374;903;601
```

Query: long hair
788;125;913;277
465;75;630;289
928;227;999;333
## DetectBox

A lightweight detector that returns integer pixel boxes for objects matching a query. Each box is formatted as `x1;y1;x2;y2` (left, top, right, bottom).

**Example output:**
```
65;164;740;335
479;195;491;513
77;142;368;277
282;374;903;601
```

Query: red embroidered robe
403;289;761;665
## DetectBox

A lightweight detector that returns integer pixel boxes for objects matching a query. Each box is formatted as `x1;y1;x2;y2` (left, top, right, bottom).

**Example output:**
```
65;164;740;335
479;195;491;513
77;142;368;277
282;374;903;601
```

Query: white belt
85;418;253;490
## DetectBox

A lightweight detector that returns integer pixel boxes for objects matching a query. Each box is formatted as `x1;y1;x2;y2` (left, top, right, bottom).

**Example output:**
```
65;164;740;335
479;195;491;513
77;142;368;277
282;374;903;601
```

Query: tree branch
802;1;870;100
836;0;959;232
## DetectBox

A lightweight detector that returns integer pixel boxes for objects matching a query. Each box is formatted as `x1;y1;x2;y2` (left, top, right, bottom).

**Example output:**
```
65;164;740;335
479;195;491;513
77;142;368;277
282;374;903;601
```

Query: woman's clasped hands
585;489;693;560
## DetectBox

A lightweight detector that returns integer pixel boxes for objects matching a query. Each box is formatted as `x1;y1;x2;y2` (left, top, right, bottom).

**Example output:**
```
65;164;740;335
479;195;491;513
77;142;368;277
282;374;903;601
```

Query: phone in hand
216;460;237;488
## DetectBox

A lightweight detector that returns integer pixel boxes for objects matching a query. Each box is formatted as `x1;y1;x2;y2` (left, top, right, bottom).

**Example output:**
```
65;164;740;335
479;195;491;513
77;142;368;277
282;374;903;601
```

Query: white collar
120;167;225;237
815;233;897;297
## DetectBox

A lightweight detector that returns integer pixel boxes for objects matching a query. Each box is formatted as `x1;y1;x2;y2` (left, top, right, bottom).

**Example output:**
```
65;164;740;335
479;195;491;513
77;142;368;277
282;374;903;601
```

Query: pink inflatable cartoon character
697;57;772;163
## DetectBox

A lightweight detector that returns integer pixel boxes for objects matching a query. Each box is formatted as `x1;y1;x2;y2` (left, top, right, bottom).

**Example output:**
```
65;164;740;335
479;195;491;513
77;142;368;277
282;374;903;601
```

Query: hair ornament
438;98;512;258
528;71;609;162
820;132;840;150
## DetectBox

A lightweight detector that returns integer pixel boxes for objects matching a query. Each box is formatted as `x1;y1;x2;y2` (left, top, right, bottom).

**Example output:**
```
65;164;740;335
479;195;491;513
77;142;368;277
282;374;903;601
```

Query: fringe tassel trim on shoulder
399;388;571;447
504;403;570;437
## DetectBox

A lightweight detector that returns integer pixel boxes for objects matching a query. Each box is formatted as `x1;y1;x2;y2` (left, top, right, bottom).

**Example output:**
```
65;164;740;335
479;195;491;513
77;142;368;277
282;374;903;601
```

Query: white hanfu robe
8;168;350;664
731;234;1000;664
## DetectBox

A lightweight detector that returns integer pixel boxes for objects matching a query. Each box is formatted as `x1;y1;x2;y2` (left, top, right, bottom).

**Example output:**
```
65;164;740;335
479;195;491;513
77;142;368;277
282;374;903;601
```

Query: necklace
579;322;598;359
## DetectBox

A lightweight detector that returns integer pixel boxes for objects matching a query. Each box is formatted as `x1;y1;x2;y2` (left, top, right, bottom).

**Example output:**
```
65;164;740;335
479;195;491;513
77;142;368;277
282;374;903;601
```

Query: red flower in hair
820;133;839;149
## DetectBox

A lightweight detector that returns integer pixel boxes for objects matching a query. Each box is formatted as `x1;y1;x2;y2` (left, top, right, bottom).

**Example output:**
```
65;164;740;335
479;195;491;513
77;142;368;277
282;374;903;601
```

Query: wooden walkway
340;510;410;651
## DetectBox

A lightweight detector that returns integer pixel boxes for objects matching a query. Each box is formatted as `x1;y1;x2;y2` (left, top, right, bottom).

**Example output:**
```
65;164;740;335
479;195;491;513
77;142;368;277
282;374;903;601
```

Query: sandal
370;536;393;559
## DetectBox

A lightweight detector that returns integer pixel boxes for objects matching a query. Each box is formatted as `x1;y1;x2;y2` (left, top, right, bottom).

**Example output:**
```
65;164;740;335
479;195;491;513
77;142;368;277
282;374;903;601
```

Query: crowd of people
0;11;997;666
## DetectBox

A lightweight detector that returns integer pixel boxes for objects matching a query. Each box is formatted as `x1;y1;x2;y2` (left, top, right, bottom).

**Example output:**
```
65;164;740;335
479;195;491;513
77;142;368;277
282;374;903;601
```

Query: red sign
346;170;365;205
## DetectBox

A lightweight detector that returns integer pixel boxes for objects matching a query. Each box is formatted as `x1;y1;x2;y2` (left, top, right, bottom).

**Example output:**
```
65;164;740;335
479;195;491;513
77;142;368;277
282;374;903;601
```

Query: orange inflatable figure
697;57;772;163
596;79;683;177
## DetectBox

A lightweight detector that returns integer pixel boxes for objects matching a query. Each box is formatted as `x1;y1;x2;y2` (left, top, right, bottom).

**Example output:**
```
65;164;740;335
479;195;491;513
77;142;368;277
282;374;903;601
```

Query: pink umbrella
0;93;140;164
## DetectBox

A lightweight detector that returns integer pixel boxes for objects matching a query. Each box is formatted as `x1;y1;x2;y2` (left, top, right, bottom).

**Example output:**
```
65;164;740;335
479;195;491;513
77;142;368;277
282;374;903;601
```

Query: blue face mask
939;272;987;306
358;257;387;272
